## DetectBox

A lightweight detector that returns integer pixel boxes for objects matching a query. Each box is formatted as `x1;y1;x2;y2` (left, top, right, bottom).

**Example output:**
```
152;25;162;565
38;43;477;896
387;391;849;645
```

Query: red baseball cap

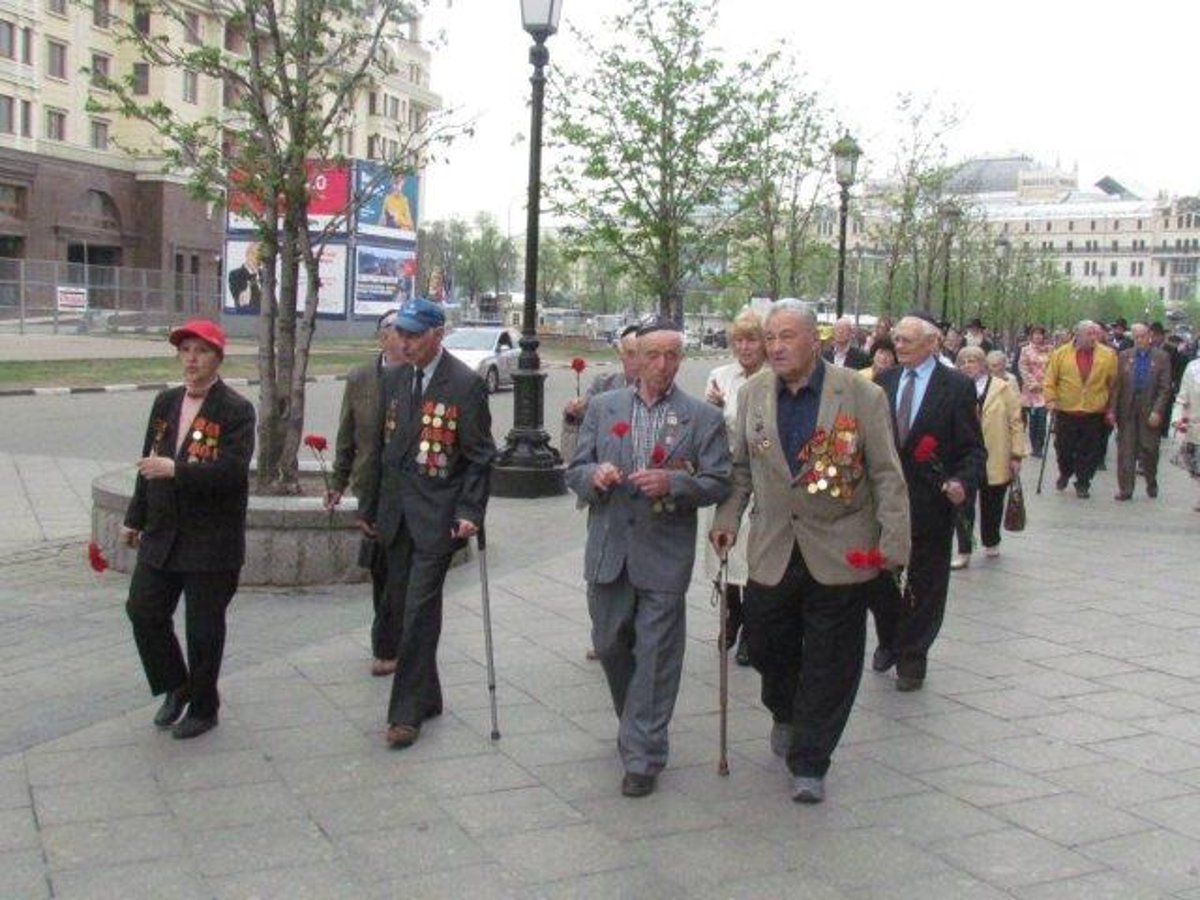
169;319;227;354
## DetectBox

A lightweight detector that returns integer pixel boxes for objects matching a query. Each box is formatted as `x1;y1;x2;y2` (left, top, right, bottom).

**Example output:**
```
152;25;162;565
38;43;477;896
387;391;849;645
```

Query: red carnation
303;434;328;453
611;421;631;439
913;435;938;463
845;549;869;569
570;357;587;374
650;443;667;467
866;548;887;568
87;541;109;573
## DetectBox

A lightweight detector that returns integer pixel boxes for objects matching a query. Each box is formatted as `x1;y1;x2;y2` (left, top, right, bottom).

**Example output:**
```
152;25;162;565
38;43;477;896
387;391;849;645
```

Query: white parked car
443;325;519;393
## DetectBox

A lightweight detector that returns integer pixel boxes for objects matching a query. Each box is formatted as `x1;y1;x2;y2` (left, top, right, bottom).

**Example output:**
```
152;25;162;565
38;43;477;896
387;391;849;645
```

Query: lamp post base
490;462;566;499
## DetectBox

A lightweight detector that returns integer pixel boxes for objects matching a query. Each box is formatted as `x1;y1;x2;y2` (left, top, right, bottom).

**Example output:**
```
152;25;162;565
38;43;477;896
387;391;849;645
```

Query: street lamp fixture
938;200;961;324
493;0;567;497
832;133;861;318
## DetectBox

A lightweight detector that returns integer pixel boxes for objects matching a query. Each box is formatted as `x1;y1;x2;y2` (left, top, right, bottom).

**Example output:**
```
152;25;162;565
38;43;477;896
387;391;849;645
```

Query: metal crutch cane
476;525;500;741
1036;410;1056;495
713;553;730;777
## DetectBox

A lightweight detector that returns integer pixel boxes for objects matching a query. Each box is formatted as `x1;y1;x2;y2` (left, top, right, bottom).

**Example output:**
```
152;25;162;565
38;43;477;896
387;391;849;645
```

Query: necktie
412;368;424;409
896;369;916;445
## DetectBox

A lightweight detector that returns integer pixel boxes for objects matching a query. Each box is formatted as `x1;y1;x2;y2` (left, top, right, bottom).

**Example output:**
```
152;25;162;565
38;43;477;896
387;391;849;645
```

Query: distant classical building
830;156;1199;308
0;1;437;288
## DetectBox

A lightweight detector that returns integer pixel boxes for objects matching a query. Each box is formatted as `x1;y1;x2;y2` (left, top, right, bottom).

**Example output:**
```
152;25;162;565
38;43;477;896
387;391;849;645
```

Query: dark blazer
879;362;985;534
821;344;872;370
124;380;255;572
331;356;384;499
1113;346;1172;421
359;352;495;557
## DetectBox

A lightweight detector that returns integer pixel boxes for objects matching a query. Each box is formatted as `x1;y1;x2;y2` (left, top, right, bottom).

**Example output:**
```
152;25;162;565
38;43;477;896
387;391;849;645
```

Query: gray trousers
1116;393;1163;495
589;574;686;776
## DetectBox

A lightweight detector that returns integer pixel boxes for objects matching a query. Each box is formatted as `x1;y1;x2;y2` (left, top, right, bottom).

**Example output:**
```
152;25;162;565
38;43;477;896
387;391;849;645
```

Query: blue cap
393;298;445;334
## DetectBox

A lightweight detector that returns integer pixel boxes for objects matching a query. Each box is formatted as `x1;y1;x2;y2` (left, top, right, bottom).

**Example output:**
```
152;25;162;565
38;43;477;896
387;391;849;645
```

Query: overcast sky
419;0;1199;228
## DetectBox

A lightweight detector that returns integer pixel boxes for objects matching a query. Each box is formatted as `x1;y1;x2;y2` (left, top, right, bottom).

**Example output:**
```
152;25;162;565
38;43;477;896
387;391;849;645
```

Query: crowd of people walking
116;301;1198;812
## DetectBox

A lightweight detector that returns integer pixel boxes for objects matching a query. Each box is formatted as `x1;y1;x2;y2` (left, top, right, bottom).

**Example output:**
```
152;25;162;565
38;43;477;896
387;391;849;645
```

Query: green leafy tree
88;0;458;491
548;0;763;322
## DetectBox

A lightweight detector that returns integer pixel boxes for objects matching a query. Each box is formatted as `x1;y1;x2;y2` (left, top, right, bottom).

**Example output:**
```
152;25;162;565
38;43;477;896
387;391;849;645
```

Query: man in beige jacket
711;300;910;804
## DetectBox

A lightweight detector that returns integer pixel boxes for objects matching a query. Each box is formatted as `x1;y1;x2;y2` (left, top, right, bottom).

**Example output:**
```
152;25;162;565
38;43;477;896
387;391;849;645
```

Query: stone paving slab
2;434;1200;895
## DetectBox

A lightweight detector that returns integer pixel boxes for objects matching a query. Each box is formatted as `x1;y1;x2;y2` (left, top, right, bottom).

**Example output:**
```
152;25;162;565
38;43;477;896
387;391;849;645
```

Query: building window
134;3;150;33
0;95;12;134
184;11;201;44
1064;261;1072;275
1090;220;1096;231
368;92;377;115
0;21;14;59
224;23;244;52
20;100;30;136
47;0;67;14
132;62;149;95
1111;240;1118;252
92;0;109;28
1045;222;1051;232
1066;241;1073;252
46;39;66;79
1067;221;1074;232
183;71;198;103
1136;219;1143;230
1109;261;1117;277
91;53;110;87
90;119;108;149
0;184;26;218
1113;220;1120;231
45;108;66;141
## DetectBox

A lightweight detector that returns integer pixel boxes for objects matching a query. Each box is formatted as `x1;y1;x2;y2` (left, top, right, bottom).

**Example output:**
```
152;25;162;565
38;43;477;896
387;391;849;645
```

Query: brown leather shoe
371;659;397;677
386;723;420;748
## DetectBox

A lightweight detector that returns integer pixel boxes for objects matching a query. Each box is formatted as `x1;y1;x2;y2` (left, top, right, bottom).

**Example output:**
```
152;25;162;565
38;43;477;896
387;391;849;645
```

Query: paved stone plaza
2;347;1200;897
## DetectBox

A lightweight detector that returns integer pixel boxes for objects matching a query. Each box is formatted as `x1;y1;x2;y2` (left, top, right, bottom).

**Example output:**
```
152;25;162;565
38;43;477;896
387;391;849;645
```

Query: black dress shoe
621;772;656;798
871;647;897;673
1075;484;1090;499
895;675;924;692
153;688;189;728
1147;481;1159;498
171;715;217;740
1055;475;1069;491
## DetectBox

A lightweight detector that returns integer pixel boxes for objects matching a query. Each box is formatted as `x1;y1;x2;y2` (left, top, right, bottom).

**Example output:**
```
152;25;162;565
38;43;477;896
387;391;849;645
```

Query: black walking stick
1036;411;1056;495
712;554;730;777
476;525;500;741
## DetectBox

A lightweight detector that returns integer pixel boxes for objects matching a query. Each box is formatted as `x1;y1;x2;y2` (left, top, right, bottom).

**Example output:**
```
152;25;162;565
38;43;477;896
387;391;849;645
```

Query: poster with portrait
223;239;349;317
355;161;419;242
353;245;416;318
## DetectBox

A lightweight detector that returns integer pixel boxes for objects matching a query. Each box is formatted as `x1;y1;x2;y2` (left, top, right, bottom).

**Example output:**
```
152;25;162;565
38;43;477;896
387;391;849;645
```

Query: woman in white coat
703;309;766;665
1171;356;1200;510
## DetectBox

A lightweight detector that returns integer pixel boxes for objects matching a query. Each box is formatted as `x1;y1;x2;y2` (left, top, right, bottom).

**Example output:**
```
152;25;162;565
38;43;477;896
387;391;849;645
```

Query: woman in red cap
120;319;255;739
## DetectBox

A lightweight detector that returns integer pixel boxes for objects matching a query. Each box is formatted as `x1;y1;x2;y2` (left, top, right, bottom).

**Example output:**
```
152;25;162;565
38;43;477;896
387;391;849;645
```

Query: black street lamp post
493;0;567;498
832;133;861;319
938;200;960;324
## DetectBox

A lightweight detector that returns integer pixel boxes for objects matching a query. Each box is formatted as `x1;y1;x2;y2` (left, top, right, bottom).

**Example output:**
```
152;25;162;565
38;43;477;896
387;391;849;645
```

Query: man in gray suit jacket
358;299;496;749
326;309;404;676
566;321;731;798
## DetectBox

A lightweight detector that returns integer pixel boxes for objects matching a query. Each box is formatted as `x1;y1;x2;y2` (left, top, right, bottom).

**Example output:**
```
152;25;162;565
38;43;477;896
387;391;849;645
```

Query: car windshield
443;330;499;351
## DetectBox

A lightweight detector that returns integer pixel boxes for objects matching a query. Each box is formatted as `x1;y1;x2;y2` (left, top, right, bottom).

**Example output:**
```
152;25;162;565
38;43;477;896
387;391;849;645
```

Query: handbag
1169;438;1200;478
1003;474;1026;532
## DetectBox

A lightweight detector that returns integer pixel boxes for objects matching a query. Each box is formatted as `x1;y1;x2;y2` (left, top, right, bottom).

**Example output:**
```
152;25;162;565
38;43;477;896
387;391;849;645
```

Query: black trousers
958;482;1009;551
875;513;953;680
126;563;239;719
365;543;395;660
1056;412;1106;488
383;525;453;727
743;546;867;778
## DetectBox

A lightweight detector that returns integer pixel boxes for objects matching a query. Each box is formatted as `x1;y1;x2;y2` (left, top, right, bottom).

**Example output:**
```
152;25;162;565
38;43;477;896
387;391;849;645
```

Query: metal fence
0;260;222;333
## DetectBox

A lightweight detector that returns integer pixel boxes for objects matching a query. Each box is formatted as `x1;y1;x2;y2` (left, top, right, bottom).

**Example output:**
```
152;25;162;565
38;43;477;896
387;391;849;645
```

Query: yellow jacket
1043;342;1117;414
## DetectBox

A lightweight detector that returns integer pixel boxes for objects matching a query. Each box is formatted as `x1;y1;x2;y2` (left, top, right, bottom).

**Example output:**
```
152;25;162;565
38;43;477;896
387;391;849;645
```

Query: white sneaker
984;546;1000;558
950;553;971;570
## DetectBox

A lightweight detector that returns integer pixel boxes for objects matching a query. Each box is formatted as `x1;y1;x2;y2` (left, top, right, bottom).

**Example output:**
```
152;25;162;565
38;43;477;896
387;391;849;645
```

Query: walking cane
714;554;730;777
1036;411;1056;495
476;525;500;741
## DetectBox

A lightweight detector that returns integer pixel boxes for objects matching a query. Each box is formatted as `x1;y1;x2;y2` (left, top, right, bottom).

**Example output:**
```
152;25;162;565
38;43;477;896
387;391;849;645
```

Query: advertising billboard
226;161;352;234
355;161;419;242
353;245;416;318
224;239;349;317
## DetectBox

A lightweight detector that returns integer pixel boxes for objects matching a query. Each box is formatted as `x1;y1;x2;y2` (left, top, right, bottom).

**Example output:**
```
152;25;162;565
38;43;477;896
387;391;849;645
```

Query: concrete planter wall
91;463;367;586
